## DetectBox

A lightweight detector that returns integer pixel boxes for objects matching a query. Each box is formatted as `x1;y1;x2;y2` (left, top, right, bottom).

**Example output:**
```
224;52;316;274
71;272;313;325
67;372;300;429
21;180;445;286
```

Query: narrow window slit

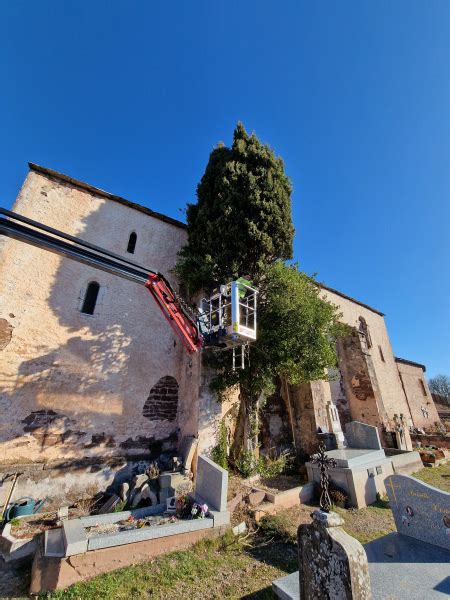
81;281;100;315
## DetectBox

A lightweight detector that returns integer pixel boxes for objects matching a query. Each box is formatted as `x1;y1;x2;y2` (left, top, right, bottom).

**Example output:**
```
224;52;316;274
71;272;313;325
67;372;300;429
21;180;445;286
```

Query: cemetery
1;429;449;597
1;46;449;599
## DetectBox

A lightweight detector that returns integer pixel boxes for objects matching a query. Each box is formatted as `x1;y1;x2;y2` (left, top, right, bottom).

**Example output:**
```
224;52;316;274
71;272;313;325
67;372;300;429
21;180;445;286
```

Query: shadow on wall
0;178;188;463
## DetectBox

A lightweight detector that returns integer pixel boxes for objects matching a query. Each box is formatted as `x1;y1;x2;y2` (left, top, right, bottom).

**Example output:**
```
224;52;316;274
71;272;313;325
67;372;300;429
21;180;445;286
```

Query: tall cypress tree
176;122;294;292
176;123;345;462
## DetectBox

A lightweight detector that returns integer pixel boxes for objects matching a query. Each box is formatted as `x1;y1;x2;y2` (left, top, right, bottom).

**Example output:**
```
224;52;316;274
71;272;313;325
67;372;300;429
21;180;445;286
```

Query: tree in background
176;123;346;462
428;374;450;404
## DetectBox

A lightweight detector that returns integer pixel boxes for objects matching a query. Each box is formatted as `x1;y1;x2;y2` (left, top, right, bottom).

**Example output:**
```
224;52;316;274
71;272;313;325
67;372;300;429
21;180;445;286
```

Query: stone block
227;493;243;513
232;522;247;536
159;472;187;490
195;455;228;512
385;473;450;550
307;449;394;508
247;490;266;506
208;509;230;527
62;520;88;556
345;421;382;450
30;522;226;594
0;522;37;562
44;528;65;558
272;571;299;600
264;485;313;509
87;516;214;551
299;482;315;504
365;532;450;599
389;450;423;475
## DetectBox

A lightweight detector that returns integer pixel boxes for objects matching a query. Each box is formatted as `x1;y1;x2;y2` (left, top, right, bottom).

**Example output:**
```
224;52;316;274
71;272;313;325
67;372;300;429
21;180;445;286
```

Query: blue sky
1;1;449;377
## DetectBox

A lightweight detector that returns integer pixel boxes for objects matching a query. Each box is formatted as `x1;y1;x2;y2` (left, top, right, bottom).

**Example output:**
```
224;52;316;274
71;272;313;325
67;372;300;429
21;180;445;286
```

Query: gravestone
299;510;372;599
195;455;228;512
345;421;382;450
385;473;450;551
273;510;372;599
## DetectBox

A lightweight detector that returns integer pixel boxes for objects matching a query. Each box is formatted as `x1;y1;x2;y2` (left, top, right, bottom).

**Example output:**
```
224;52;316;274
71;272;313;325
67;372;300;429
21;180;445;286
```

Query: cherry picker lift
0;208;257;363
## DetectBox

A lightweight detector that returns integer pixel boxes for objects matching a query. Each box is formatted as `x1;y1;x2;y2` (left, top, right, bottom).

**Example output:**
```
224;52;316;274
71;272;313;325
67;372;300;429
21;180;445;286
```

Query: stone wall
260;380;294;455
335;331;385;430
395;360;441;430
288;380;331;455
318;287;414;437
0;167;203;498
328;366;351;426
410;433;450;449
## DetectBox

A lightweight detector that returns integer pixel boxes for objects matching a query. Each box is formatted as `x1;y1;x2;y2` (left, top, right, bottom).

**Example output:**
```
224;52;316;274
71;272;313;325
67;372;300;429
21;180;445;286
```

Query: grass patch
43;532;294;599
259;513;297;543
412;463;450;492
260;501;396;546
335;503;395;544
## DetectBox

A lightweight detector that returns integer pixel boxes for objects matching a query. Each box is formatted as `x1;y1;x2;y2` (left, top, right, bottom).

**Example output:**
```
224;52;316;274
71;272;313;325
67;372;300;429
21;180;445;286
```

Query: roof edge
395;357;426;372
317;283;385;316
28;163;187;230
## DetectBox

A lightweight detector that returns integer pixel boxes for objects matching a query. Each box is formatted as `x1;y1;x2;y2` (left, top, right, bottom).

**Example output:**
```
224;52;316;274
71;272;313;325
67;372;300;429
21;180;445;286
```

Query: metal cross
311;443;337;513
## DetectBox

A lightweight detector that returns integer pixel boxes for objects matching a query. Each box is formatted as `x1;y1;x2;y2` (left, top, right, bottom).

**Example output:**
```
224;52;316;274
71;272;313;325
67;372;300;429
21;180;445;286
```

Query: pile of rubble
99;435;198;514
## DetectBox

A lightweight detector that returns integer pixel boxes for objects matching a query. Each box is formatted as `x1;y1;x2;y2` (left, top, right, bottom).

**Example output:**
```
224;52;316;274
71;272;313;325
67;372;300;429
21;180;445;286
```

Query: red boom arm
145;273;203;354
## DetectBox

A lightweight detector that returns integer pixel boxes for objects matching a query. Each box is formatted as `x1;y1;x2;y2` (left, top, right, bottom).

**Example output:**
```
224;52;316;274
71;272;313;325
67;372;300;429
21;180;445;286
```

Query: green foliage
113;501;127;513
175;122;294;293
257;452;292;479
9;517;20;527
207;262;347;402
235;450;292;479
235;449;258;478
211;420;229;470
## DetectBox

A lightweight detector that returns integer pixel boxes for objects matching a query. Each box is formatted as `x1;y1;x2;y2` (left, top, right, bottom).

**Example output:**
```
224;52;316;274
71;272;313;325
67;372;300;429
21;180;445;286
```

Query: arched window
127;232;137;254
81;281;100;315
358;316;372;349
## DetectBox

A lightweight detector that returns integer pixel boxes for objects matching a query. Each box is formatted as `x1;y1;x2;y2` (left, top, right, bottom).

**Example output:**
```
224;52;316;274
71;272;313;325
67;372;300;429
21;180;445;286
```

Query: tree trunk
230;390;263;462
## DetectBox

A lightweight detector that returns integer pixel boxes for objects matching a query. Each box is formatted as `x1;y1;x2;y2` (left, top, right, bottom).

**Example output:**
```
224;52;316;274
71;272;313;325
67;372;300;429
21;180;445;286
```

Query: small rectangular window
378;346;385;362
81;282;100;315
419;379;427;396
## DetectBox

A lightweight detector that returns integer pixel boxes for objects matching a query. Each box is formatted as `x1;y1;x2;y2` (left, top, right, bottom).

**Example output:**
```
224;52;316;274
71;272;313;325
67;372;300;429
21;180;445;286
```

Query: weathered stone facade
0;164;213;502
395;358;441;430
0;164;441;504
260;285;442;456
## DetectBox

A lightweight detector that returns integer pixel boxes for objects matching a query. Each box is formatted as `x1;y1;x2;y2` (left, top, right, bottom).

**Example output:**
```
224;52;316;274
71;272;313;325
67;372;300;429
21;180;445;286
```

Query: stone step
44;528;65;558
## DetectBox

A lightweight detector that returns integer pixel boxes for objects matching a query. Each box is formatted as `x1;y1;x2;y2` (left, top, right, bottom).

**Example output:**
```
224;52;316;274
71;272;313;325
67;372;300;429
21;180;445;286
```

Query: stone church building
0;164;441;500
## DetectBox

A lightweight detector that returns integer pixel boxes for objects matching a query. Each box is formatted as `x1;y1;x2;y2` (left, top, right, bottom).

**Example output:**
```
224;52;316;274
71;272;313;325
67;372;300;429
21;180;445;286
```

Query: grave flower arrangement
190;502;209;519
175;494;208;519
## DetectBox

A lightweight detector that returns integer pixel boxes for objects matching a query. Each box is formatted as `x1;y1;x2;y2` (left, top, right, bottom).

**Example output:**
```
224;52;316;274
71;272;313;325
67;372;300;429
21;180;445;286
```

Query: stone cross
311;442;337;512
